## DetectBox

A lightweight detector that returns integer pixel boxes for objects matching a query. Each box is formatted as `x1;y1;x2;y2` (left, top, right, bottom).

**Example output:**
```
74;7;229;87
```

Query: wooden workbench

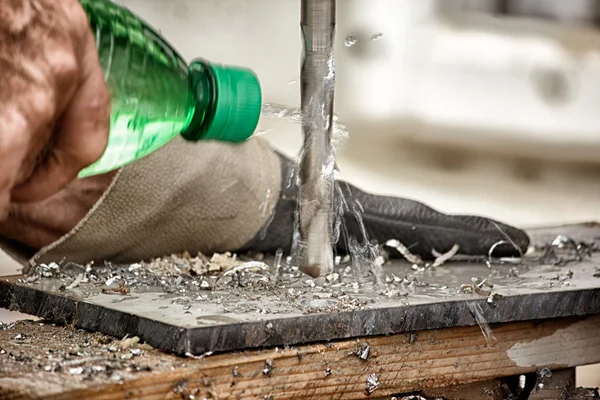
2;223;600;399
1;314;599;399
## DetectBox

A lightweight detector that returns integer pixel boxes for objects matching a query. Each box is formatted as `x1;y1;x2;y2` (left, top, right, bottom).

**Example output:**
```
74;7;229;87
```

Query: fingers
0;172;115;249
11;36;110;202
0;106;42;218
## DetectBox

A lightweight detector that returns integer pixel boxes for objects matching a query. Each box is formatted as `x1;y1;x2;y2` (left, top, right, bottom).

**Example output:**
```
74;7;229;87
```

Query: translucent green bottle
77;0;262;178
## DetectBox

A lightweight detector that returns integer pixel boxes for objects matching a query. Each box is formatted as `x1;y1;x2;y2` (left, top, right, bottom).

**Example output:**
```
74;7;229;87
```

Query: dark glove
238;152;530;259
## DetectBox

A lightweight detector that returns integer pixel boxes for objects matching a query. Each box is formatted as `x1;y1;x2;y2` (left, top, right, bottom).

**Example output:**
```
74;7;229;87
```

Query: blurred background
2;0;600;385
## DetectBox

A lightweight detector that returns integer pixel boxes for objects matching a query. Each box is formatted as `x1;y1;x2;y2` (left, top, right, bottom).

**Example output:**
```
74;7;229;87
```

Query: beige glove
0;135;281;272
0;133;530;273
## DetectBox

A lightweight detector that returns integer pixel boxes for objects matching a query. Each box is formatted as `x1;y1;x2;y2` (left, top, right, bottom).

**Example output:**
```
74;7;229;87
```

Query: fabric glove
0;136;529;272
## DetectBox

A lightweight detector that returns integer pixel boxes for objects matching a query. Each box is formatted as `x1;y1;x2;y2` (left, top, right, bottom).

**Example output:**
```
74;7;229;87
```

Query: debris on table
0;320;182;389
459;277;504;304
262;359;273;376
353;342;370;361
536;234;597;266
365;372;379;394
101;280;130;295
1;315;600;400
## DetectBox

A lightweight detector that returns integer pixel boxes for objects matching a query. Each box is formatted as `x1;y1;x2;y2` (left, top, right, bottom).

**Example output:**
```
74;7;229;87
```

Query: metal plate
1;223;600;356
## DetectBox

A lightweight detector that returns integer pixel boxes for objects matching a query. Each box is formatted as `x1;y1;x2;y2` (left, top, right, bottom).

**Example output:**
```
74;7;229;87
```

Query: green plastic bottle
77;0;262;178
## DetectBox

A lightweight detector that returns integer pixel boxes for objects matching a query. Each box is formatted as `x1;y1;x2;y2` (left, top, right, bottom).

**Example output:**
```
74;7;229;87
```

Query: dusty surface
0;319;186;396
1;315;599;399
1;319;598;399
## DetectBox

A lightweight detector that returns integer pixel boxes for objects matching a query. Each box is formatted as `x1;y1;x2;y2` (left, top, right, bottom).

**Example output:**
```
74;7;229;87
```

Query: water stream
260;102;349;147
259;102;384;287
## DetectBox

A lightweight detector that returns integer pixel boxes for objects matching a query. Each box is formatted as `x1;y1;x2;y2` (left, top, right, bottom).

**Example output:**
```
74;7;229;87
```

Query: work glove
0;136;529;272
240;153;530;260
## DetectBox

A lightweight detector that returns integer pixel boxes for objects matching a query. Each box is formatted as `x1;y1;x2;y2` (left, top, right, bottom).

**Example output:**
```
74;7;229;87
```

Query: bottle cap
201;64;262;143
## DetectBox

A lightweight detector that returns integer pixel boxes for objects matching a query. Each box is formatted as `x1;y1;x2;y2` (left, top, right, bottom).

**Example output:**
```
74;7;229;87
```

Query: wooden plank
1;315;600;400
420;378;505;400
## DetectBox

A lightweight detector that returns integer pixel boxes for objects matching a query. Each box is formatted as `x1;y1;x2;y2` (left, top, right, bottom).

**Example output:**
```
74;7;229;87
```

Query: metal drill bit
298;0;336;278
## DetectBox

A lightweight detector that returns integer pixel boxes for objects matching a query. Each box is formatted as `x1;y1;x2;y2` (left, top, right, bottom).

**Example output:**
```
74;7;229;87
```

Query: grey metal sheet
1;223;599;356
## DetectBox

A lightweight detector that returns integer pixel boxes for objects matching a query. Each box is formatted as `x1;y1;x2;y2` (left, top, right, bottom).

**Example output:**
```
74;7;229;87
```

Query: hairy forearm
0;0;109;215
0;0;92;186
0;0;38;35
0;171;116;249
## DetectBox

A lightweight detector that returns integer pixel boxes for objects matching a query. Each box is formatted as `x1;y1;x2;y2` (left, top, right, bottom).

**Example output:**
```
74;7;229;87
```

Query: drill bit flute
298;0;337;278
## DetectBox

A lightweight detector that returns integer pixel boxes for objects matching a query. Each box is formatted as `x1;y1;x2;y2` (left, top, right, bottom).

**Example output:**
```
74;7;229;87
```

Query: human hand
0;0;110;217
0;171;116;250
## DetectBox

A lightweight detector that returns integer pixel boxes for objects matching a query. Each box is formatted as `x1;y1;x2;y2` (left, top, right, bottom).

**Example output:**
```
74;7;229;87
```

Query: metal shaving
539;235;594;265
385;239;423;265
387;239;459;268
366;373;379;394
130;348;143;356
459;284;475;294
66;274;84;290
487;292;504;304
431;244;460;267
222;261;269;277
172;379;188;395
380;288;409;298
69;367;84;375
459;277;503;304
119;336;139;350
488;240;511;259
353;342;370;361
409;333;417;344
184;351;213;360
538;366;552;378
263;359;273;376
36;262;61;278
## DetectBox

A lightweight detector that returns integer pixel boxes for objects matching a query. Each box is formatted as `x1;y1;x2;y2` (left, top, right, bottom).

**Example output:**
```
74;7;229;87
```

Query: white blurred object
506;0;597;24
117;0;600;163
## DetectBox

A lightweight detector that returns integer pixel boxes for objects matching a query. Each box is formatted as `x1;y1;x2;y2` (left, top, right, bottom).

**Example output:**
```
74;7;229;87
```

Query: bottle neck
180;59;218;141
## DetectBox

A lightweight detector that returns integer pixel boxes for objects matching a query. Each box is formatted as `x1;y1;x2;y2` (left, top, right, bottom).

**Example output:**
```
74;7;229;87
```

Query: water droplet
371;33;384;41
254;129;273;137
344;36;357;47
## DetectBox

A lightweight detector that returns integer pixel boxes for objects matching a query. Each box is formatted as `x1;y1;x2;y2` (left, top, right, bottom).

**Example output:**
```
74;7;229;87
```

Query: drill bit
298;0;336;278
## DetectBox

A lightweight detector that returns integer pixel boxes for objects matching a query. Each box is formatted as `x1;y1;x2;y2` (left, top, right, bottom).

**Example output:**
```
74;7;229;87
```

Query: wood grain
420;378;505;400
2;315;600;400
